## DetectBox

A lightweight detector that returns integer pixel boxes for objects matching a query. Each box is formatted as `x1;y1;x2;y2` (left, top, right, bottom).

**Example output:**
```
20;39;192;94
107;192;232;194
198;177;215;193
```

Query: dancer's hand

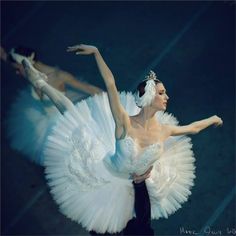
132;166;153;184
67;44;98;55
211;115;223;127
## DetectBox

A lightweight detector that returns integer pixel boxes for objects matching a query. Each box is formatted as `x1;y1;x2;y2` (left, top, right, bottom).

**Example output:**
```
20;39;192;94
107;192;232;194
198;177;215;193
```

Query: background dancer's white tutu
6;85;86;165
44;92;196;233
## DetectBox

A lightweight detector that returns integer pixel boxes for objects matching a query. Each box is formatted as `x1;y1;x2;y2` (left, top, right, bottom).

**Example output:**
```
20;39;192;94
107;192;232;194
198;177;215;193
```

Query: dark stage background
1;1;235;235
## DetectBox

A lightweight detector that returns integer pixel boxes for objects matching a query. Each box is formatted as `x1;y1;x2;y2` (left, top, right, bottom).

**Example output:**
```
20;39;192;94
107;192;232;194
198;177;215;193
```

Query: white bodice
104;135;163;178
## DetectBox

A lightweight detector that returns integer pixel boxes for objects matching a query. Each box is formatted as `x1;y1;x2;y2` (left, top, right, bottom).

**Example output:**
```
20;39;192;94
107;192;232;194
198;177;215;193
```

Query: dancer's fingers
67;45;82;51
76;51;87;55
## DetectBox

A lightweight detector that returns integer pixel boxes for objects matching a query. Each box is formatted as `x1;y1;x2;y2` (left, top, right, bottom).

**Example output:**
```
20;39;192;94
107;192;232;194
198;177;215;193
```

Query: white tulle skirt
44;92;196;233
5;85;86;165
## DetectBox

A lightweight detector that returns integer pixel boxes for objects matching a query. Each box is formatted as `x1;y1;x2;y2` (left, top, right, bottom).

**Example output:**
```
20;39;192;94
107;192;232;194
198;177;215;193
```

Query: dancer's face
151;83;169;111
11;62;26;77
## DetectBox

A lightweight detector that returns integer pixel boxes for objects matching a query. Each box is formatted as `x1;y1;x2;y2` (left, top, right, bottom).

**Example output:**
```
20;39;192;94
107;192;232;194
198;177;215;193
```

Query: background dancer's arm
59;71;103;95
34;61;103;96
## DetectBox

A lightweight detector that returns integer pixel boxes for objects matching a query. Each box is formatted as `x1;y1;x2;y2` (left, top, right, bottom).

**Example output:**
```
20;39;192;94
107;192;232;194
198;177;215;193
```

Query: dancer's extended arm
167;115;223;136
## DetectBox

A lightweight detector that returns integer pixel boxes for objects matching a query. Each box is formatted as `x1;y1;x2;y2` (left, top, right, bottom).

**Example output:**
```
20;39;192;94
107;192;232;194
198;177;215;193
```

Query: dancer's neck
134;106;159;130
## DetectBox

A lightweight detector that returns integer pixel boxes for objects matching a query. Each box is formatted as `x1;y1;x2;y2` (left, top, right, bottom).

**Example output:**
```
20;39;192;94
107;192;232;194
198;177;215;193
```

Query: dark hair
8;46;38;63
136;79;162;97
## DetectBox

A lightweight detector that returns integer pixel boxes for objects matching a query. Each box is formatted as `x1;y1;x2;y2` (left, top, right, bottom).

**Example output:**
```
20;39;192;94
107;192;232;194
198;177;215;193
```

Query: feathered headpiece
135;70;159;108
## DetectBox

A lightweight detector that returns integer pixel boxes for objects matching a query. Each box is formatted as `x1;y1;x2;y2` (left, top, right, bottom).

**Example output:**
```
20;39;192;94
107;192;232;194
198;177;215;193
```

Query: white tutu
5;85;86;165
44;92;196;233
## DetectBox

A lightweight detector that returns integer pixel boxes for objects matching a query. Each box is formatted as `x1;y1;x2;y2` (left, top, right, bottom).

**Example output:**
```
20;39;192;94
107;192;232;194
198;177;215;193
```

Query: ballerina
22;44;222;234
2;45;103;165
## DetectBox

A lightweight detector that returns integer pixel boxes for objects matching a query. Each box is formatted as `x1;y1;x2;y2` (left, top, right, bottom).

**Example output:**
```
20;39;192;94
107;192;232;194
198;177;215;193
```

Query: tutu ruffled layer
5;85;90;165
6;86;61;165
44;92;196;233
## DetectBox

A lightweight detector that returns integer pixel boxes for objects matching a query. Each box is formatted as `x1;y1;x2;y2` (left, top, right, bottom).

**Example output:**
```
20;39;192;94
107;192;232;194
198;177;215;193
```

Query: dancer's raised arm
67;44;129;139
